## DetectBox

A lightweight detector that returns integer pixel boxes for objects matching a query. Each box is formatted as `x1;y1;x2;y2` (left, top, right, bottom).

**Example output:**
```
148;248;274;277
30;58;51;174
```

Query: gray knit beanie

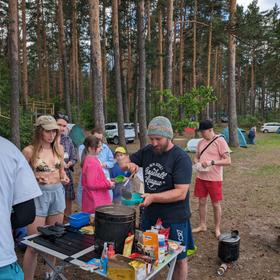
147;116;173;139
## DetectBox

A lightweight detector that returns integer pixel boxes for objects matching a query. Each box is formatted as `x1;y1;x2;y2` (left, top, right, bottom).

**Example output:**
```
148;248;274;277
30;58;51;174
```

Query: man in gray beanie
122;116;194;280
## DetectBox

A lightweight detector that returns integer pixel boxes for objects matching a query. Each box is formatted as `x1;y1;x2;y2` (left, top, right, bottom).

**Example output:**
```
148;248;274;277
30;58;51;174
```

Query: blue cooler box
69;212;90;228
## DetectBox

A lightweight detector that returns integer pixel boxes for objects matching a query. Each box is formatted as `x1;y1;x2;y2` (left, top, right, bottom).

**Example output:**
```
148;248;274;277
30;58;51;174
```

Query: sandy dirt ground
17;132;280;279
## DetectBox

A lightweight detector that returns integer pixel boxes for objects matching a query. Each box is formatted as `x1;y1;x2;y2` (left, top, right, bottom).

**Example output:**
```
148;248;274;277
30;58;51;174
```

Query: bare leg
172;259;188;280
212;201;222;238
23;216;46;280
192;197;207;233
64;198;72;222
44;213;64;274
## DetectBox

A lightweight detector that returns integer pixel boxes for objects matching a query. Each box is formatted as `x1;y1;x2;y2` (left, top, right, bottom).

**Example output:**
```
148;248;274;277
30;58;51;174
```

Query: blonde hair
30;125;62;168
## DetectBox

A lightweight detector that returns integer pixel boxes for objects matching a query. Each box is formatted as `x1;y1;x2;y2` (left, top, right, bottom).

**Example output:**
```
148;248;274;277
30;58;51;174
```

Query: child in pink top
81;135;114;213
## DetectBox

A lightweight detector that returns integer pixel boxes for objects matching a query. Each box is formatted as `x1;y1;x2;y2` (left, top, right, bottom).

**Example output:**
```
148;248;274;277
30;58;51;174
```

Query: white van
105;122;135;144
260;122;280;133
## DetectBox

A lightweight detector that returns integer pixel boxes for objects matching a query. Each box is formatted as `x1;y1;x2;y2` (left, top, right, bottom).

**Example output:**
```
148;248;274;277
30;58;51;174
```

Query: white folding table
22;230;182;280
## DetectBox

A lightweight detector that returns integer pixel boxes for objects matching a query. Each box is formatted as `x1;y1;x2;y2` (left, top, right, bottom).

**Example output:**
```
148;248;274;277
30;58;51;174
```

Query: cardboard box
107;254;146;280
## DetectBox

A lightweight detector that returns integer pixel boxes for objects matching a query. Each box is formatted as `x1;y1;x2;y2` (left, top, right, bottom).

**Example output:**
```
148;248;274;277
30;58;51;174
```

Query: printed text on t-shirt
144;163;167;191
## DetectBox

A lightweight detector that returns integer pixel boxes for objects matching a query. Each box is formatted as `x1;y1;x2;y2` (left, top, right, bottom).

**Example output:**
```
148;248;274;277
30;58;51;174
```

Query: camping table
22;230;182;280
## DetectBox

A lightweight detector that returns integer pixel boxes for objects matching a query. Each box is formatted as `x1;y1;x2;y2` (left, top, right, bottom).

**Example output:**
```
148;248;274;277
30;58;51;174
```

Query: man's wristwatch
211;160;215;166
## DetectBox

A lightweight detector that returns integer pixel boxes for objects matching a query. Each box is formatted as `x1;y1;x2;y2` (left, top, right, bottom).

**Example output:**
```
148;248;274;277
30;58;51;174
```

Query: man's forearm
214;156;231;166
148;187;189;204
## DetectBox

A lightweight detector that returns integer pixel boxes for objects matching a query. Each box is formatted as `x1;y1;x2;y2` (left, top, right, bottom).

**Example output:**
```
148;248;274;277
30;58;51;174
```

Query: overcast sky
237;0;280;11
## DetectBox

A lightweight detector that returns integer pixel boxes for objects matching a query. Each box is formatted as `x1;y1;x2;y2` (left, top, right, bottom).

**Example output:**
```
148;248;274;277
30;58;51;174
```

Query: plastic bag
130;169;144;194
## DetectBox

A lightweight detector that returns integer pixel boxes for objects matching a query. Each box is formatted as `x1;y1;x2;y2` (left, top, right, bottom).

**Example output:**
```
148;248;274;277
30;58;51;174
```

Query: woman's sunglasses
55;113;69;122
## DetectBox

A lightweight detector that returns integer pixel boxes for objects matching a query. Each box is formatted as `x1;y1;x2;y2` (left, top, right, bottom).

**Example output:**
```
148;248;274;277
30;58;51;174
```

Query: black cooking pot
218;230;240;263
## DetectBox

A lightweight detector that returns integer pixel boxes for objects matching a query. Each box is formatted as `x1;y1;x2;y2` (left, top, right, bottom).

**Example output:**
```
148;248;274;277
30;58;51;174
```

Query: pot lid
219;230;240;243
95;205;135;216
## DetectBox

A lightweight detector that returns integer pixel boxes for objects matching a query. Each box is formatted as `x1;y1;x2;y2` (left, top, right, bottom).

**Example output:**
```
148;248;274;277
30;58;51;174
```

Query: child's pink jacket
81;155;112;213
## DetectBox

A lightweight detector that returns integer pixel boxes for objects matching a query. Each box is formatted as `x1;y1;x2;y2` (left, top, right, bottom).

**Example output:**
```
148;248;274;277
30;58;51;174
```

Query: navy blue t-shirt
130;144;192;223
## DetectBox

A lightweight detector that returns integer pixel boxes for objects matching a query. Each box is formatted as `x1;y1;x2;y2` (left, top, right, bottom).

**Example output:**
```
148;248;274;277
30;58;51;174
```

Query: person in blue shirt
248;126;256;144
110;146;131;204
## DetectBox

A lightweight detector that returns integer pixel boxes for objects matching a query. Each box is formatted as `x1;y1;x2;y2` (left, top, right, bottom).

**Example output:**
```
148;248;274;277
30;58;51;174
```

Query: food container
121;193;144;206
69;212;90;228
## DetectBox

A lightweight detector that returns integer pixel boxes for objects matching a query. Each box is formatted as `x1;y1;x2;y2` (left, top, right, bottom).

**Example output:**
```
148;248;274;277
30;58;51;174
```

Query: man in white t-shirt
0;136;42;280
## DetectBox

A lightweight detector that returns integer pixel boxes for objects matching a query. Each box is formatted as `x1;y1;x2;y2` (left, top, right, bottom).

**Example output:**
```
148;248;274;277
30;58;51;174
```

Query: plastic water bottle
100;242;108;274
158;234;165;263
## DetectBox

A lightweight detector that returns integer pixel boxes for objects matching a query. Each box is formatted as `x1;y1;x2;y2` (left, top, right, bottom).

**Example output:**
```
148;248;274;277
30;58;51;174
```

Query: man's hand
126;162;139;174
139;193;154;207
110;180;115;189
61;173;70;185
201;161;210;168
64;161;72;169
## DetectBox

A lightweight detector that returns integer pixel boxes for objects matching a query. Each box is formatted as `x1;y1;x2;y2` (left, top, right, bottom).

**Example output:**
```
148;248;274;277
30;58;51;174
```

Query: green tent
221;127;247;148
68;124;85;148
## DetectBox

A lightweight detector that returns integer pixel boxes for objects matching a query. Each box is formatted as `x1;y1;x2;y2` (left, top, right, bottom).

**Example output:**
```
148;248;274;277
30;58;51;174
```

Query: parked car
127;122;140;134
260;122;280;133
105;122;135;144
220;116;228;123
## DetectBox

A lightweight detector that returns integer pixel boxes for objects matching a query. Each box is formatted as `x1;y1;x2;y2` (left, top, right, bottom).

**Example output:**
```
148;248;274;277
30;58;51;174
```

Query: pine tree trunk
158;5;163;95
237;65;241;115
36;0;43;99
137;0;147;148
127;41;133;116
244;64;248;114
57;0;72;121
212;47;218;120
146;0;152;122
206;16;213;118
250;50;256;115
121;47;129;123
42;17;50;102
101;3;107;121
192;0;197;88
172;15;176;96
165;0;173;91
112;0;125;145
88;0;105;129
217;49;223;116
178;0;185;120
70;0;80;118
228;0;239;147
8;0;20;147
22;0;28;107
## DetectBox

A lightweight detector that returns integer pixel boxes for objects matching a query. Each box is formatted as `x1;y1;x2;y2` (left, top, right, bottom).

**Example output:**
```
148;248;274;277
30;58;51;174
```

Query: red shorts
194;177;223;202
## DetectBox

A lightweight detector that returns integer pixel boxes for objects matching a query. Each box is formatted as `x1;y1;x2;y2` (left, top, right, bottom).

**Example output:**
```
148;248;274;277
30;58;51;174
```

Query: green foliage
0;56;10;103
265;111;280;122
80;99;94;130
0;109;33;148
155;89;178;120
19;111;34;148
180;86;217;118
238;115;259;128
0;117;9;139
173;120;199;134
155;86;216;133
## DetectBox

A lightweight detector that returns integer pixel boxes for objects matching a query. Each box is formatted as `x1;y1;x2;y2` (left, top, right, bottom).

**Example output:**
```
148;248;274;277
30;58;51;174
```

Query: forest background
0;0;280;148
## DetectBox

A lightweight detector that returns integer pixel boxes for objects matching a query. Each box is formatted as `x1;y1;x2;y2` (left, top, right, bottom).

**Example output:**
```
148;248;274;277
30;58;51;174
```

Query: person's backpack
248;129;255;139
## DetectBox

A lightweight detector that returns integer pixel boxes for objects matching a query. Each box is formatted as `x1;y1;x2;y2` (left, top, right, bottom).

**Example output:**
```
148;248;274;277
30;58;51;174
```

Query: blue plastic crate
69;212;90;228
